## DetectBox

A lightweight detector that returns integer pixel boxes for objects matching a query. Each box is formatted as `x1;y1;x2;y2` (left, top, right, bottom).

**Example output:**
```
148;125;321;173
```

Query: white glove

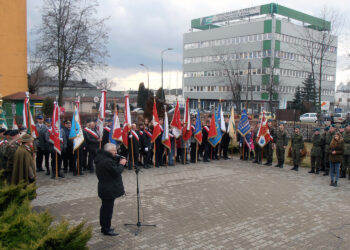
145;147;148;151
129;135;132;138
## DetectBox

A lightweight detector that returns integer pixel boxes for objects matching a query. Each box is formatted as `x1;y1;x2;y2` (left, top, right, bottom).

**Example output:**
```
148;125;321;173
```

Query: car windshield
334;113;341;117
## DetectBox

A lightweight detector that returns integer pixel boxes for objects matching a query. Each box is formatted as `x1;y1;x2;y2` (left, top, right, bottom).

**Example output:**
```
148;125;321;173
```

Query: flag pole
131;129;135;169
55;151;58;179
196;98;200;163
166;149;168;167
174;139;176;166
153;143;156;168
77;149;80;176
218;98;221;160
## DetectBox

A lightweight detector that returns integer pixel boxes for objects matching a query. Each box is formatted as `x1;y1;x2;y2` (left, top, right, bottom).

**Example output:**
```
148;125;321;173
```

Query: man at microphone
95;143;127;236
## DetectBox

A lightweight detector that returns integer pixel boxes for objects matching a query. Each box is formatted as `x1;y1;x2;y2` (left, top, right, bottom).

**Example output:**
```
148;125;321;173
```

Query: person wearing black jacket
95;143;127;236
84;120;100;173
202;120;210;162
102;119;112;148
63;120;75;174
221;116;230;160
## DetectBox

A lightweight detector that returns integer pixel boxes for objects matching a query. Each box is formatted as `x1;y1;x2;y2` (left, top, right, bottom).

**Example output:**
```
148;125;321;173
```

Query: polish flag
112;111;122;142
96;90;107;138
122;94;131;148
170;100;182;138
29;110;38;138
182;98;192;142
151;100;162;143
50;102;61;154
22;92;29;129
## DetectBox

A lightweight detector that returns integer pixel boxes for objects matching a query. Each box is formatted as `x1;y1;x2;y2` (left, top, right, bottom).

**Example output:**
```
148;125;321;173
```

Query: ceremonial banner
228;107;237;144
161;111;171;149
256;111;272;148
29;110;38;139
170;100;182;138
69;104;85;151
111;111;122;143
237;109;251;136
50;102;61;154
96;90;107;138
182;98;192;142
151;100;162;143
218;103;226;132
22;92;29;129
12;117;18;130
122;94;131;148
0;109;7;129
194;109;202;144
209;110;222;147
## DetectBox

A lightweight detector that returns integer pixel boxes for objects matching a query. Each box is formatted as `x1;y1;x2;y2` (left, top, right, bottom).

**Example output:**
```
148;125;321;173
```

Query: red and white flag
22;92;29;129
162;111;171;149
50;102;62;154
96;90;107;138
29;110;38;138
112;111;122;142
12;117;18;130
170;100;182;138
151;100;162;143
182;98;192;142
256;111;272;148
122;94;132;148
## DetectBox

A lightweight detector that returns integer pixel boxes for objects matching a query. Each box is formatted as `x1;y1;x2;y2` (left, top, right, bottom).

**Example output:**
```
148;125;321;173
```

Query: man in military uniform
3;130;21;183
253;121;261;164
84;120;100;173
323;124;336;176
309;128;323;174
274;122;288;168
264;119;275;166
342;123;350;179
128;123;140;170
35;115;45;172
290;125;304;171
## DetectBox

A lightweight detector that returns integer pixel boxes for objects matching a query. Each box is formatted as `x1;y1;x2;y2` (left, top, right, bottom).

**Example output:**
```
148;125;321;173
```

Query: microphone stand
124;167;156;235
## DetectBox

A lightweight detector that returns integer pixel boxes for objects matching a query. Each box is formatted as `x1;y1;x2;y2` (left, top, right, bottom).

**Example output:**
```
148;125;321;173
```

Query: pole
153;142;156;168
161;54;164;100
77;149;80;176
184;144;187;165
261;147;264;164
55;151;58;179
166;149;168;167
243;143;245;160
196;142;198;163
174;139;176;166
131;133;135;169
99;141;101;149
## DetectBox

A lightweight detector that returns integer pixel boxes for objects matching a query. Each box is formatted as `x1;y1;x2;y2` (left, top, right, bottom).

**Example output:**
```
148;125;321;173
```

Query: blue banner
209;110;222;147
237;109;251;137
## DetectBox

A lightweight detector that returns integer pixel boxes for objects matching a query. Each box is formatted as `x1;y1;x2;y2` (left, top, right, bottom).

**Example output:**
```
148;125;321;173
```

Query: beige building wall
0;0;27;96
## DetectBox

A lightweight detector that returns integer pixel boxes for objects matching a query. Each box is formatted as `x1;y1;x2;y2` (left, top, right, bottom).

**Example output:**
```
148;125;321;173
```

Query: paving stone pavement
32;158;350;250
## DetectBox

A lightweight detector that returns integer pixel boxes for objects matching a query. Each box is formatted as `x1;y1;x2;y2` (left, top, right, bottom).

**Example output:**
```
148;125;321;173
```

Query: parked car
299;113;317;123
259;112;274;120
333;113;347;124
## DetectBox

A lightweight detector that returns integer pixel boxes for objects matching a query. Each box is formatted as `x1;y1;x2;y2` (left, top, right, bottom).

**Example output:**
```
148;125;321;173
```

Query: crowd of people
248;120;349;187
0;113;349;188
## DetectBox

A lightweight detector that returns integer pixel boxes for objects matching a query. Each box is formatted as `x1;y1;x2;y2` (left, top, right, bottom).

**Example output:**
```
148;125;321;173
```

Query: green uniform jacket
4;139;20;177
342;131;350;155
275;130;288;147
11;144;35;185
291;133;304;151
311;134;323;157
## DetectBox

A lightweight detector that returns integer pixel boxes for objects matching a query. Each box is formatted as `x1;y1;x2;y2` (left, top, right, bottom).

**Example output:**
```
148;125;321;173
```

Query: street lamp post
161;48;173;101
140;64;150;99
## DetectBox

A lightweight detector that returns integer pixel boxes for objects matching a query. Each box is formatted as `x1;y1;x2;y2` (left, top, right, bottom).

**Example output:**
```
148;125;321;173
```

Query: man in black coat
95;143;127;236
221;116;230;160
84;120;100;173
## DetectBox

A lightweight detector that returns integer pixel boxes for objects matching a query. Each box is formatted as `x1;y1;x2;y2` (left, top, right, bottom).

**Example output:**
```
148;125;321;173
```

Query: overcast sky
27;0;350;90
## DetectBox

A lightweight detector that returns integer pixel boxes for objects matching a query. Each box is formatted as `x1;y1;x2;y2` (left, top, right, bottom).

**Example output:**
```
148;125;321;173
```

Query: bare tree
213;47;243;112
290;7;343;118
28;66;48;94
95;78;116;90
35;0;109;106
